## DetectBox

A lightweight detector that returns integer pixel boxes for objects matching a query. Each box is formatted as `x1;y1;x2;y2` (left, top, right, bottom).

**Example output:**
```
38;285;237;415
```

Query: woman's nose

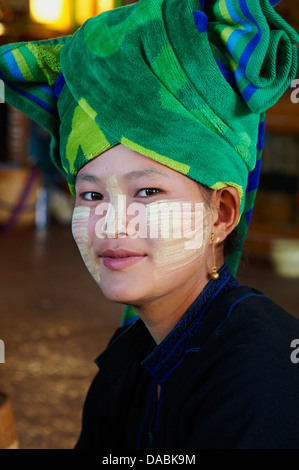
96;195;129;238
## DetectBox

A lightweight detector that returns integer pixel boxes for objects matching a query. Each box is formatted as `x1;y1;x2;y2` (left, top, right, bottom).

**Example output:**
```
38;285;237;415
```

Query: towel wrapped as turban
0;0;298;284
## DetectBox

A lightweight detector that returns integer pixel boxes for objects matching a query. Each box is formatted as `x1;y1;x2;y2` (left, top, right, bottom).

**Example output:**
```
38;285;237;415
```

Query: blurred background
0;0;298;450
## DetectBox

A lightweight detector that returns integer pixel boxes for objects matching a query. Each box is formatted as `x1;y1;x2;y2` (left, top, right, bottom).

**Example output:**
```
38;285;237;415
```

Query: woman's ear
211;187;240;242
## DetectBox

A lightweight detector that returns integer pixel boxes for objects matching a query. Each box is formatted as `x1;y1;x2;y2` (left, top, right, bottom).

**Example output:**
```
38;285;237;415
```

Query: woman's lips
99;249;147;270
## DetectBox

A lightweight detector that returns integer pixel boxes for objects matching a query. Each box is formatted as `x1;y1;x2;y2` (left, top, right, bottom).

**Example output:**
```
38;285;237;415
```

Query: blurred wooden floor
0;224;298;449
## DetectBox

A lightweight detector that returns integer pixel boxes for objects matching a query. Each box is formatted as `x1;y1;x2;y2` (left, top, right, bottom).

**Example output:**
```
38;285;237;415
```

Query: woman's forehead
76;145;186;182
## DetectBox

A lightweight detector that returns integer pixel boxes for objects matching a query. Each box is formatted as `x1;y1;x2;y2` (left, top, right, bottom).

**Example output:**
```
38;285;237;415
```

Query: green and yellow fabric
0;0;298;324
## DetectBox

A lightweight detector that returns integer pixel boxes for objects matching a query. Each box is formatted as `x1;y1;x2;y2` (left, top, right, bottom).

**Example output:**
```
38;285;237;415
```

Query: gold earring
211;232;219;280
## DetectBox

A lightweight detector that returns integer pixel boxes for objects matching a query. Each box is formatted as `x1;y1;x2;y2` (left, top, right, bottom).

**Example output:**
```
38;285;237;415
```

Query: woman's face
72;144;215;308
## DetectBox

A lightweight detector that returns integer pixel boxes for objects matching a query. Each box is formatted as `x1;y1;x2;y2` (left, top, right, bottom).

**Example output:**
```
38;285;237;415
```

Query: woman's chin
99;284;144;306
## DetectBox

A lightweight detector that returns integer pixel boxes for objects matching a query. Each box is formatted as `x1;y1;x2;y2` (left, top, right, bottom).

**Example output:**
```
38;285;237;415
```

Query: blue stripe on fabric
0;74;56;115
225;0;262;73
257;120;265;152
246;157;261;193
54;73;66;98
226;28;250;57
245;209;253;226
3;51;26;82
225;0;253;55
193;10;208;33
238;0;262;70
36;84;55;97
215;59;238;92
2;52;56;100
234;66;245;82
120;315;138;327
269;0;280;5
242;82;258;102
199;0;206;10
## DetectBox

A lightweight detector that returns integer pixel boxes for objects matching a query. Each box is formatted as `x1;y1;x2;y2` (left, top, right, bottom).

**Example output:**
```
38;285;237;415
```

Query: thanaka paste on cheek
72;206;101;285
145;199;212;278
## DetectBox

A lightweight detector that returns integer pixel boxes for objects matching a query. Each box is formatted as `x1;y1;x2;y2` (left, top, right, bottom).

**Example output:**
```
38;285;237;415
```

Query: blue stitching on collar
152;272;231;373
142;264;239;383
213;292;268;335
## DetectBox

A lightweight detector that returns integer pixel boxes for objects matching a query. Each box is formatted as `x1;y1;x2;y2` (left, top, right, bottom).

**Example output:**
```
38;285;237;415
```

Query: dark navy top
76;264;299;449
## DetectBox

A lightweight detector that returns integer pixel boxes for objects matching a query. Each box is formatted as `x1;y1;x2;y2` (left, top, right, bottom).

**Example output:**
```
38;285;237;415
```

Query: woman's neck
135;270;211;344
133;249;225;344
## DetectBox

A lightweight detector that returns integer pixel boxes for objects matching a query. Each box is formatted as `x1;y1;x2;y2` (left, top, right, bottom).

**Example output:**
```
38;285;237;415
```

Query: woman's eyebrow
76;174;103;184
123;169;171;180
76;168;170;184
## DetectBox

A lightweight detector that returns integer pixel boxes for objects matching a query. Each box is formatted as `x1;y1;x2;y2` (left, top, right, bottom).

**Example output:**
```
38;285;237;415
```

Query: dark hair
198;183;241;259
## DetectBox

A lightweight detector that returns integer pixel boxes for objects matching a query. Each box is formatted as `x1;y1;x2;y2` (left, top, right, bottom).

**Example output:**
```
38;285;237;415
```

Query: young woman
1;0;299;449
72;143;299;450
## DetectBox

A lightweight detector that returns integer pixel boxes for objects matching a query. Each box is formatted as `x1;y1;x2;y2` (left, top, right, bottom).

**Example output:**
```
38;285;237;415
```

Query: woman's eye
136;188;161;198
80;192;103;201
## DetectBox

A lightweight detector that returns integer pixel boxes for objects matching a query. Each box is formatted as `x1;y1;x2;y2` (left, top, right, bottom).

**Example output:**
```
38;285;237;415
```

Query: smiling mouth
99;249;147;270
100;249;146;258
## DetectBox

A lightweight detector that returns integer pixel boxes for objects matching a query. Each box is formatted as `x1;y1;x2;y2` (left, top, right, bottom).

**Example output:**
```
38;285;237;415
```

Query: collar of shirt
95;264;240;384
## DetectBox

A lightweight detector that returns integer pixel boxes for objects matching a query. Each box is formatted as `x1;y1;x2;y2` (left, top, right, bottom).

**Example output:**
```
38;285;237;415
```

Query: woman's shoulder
213;282;299;337
193;282;299;382
186;281;299;381
185;285;299;433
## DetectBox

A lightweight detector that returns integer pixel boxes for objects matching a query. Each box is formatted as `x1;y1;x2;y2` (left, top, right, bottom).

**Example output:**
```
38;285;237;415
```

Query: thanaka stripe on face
72;206;101;285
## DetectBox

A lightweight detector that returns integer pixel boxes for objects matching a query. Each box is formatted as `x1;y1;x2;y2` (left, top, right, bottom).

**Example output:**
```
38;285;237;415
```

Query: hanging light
75;1;97;26
76;1;115;25
0;22;6;36
30;0;118;32
29;0;72;32
97;0;115;14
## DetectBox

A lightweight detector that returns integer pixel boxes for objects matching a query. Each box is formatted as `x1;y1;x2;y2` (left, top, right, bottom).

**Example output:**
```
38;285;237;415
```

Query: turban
0;0;298;283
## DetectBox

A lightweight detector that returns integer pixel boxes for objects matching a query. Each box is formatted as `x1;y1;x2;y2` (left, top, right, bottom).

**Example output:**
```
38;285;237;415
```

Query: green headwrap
0;0;298;285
